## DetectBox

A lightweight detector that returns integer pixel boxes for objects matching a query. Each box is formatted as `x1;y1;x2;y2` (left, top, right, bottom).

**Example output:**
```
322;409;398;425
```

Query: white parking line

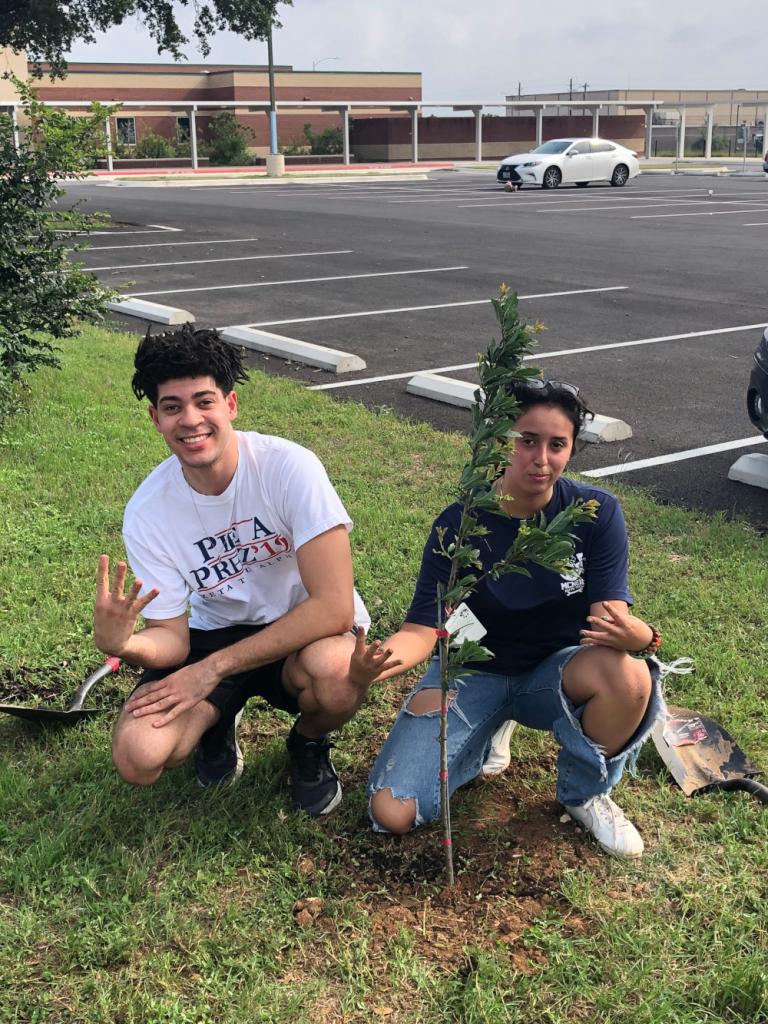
82;236;261;252
131;265;468;298
531;322;768;361
439;191;768;212
234;285;628;328
632;206;768;220
307;321;768;391
583;436;767;478
89;249;353;272
387;187;712;205
533;196;768;215
86;224;182;236
744;221;768;226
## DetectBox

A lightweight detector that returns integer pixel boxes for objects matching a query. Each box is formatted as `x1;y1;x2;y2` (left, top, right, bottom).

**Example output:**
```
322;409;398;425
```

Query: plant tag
445;603;487;644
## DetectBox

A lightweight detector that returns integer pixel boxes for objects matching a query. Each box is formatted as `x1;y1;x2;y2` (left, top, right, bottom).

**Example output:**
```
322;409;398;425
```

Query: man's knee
111;716;184;786
370;788;417;835
112;743;163;787
289;635;361;717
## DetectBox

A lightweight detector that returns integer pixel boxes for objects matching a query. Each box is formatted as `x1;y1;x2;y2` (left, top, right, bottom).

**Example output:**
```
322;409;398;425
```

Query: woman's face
500;403;575;512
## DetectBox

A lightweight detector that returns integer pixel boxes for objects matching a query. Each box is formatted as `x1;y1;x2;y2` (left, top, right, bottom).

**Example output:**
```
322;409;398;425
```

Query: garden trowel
651;705;768;804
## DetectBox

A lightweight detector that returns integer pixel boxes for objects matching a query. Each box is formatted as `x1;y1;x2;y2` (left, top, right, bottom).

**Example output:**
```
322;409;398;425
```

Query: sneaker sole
318;781;342;816
291;780;343;817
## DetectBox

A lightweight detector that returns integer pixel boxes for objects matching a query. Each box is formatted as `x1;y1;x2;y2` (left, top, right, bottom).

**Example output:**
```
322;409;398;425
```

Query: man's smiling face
149;375;238;486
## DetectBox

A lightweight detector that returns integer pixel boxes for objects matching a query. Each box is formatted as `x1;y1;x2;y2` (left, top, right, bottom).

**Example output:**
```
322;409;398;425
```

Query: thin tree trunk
436;582;455;886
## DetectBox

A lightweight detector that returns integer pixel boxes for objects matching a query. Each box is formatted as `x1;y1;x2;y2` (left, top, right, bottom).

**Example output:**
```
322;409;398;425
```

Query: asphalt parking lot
68;169;768;528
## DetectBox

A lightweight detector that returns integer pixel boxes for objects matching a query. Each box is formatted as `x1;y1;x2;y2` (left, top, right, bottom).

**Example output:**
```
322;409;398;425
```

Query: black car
747;327;768;437
763;150;768;173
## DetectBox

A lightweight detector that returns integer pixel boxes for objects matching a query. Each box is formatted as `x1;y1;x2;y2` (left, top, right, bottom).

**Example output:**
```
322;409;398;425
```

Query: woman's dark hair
508;380;594;445
131;324;249;405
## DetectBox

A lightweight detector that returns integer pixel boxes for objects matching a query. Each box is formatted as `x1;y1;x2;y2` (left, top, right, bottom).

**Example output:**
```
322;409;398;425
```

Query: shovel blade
0;703;103;724
651;705;761;796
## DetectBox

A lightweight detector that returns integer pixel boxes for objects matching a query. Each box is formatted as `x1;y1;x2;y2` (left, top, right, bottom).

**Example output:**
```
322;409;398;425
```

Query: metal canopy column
644;105;654;158
189;106;198;170
411;107;419;162
591;107;600;136
341;106;350;164
677;107;687;160
535;107;543;146
473;106;483;161
104;116;113;172
704;105;714;160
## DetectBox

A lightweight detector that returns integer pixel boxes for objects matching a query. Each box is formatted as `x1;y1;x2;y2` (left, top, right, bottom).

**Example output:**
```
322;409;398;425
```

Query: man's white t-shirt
123;431;371;631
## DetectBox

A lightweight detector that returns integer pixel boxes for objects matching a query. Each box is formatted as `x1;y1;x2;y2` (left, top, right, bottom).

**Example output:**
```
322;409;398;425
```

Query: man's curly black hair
131;324;249;406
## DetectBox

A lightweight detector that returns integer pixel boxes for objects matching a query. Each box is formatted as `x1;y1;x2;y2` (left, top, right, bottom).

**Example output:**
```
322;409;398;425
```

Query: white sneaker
481;720;518;777
564;794;644;859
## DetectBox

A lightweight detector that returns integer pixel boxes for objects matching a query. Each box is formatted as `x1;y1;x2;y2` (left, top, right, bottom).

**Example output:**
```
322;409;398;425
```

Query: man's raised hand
94;555;159;657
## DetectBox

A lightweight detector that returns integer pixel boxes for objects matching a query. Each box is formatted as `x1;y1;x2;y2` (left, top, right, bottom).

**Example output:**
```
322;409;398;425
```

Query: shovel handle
69;657;121;711
711;778;768;805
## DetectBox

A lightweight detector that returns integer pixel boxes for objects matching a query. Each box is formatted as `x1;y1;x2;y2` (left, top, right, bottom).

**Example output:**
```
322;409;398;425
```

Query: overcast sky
67;0;765;100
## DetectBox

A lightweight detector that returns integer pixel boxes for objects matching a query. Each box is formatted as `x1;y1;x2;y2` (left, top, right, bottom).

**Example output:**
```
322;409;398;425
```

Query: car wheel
542;166;562;189
611;164;629;187
747;388;764;430
576;181;589;188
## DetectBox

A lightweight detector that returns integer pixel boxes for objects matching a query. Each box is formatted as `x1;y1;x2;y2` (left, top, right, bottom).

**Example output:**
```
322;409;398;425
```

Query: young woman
363;379;665;859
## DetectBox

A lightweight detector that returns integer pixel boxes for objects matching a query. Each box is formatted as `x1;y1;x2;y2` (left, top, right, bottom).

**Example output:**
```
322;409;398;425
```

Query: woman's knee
566;648;651;708
370;788;418;834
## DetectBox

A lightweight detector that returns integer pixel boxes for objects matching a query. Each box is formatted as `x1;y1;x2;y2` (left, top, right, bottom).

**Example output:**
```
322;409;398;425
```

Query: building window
116;117;136;145
176;116;191;140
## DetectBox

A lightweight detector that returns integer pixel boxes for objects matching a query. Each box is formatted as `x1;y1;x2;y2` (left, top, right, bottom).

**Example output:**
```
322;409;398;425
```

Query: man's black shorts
135;624;300;718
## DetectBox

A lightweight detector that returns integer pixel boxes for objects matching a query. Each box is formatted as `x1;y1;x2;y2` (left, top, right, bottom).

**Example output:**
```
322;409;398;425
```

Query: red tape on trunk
442;838;453;847
435;628;449;638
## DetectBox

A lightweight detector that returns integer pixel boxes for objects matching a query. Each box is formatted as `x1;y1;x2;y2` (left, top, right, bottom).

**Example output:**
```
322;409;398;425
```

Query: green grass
0;325;767;1023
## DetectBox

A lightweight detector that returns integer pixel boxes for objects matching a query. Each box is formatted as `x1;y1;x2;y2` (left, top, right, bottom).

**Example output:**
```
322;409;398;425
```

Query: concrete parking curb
221;326;366;374
406;372;632;443
108;298;195;324
727;452;768;489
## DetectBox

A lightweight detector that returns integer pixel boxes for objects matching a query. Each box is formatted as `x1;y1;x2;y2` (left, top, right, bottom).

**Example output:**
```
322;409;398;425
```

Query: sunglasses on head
512;378;580;398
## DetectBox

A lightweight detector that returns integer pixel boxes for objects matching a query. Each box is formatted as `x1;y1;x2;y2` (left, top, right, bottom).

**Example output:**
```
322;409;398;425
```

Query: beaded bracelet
632;624;662;658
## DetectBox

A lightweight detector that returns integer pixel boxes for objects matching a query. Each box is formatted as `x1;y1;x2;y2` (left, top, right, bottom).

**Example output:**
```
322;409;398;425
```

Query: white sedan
497;137;640;189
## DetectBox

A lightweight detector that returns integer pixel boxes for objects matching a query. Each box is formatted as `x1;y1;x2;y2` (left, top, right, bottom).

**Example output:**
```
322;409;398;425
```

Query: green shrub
302;122;342;155
134;132;172;159
206;112;253;166
0;79;114;425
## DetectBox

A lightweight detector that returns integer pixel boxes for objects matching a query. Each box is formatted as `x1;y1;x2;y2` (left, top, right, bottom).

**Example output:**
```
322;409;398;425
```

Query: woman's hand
348;627;403;690
580;601;654;653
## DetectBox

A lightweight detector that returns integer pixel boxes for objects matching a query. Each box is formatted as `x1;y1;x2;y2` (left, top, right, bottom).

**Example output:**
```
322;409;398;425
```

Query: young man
95;325;396;815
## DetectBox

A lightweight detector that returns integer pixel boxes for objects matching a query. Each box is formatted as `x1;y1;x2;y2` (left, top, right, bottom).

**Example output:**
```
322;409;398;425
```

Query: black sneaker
286;725;342;816
194;709;244;788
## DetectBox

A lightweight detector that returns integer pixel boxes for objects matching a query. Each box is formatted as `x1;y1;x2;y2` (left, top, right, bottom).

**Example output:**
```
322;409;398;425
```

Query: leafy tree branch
433;285;598;884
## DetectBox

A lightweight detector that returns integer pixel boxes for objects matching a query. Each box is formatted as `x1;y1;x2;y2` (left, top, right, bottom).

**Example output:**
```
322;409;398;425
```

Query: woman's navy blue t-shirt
405;477;633;676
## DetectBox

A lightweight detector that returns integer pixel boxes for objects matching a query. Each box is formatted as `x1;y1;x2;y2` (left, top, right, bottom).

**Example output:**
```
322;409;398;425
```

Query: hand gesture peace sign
94;555;159;657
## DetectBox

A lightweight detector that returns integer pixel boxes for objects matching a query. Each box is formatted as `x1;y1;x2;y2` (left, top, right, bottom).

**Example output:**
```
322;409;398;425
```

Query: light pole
266;23;284;176
742;120;748;172
312;57;339;72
